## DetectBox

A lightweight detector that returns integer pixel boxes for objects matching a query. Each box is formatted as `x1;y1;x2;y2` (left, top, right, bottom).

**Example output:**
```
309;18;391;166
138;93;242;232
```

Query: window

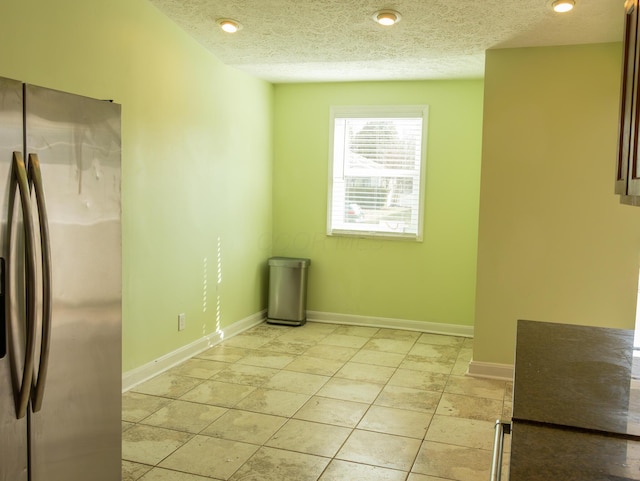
327;105;428;240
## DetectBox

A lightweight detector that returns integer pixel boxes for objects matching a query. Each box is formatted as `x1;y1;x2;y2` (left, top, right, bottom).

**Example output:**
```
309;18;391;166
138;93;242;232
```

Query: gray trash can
267;257;311;326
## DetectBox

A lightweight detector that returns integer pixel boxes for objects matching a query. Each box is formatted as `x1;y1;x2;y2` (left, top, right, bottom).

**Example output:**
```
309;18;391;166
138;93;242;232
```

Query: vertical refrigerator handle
8;152;38;419
28;154;52;412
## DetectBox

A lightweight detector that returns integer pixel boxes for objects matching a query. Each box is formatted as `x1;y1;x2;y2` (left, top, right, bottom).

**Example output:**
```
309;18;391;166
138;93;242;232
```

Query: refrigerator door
24;84;121;481
0;76;28;481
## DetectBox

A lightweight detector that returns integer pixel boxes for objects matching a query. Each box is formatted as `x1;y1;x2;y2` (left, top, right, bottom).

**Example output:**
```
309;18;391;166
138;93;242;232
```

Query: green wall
0;0;274;371
8;0;624;375
273;81;484;326
474;43;640;366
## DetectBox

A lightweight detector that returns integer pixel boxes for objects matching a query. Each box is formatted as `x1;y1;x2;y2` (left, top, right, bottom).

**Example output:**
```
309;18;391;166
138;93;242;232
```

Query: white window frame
327;105;428;241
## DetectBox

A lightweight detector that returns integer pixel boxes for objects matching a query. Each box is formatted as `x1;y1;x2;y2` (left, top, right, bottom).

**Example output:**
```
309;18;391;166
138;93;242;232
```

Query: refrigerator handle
28;154;52;412
8;152;38;419
0;258;5;359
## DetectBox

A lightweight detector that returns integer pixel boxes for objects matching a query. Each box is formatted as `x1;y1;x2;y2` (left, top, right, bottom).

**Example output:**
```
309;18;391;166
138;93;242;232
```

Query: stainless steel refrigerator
0;77;121;480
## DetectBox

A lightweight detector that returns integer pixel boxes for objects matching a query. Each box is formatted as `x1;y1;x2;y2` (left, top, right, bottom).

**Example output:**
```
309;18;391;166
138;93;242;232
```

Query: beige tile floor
122;321;512;481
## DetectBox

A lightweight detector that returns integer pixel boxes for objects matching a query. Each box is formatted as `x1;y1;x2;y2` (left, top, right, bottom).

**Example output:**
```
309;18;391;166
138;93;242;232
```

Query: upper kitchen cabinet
616;0;640;204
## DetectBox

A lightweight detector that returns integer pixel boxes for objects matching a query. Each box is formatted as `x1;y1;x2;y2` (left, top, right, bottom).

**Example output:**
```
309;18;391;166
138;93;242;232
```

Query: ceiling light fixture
551;0;575;13
217;18;242;33
373;9;402;26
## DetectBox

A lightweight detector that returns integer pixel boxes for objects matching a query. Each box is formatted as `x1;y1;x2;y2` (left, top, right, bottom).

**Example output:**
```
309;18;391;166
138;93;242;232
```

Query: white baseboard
123;309;477;392
467;360;514;381
122;310;266;392
307;310;474;338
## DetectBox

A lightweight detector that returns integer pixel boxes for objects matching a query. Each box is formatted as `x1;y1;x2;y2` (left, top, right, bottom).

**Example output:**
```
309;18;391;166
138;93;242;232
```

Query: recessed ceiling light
217;18;242;33
373;9;402;26
552;0;575;13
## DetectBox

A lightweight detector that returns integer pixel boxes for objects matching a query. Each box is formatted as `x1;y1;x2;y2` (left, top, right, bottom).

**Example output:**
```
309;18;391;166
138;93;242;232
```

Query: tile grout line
123;322;499;481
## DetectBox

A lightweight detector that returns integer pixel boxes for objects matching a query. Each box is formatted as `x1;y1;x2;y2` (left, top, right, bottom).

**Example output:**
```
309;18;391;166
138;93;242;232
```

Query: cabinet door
616;0;639;195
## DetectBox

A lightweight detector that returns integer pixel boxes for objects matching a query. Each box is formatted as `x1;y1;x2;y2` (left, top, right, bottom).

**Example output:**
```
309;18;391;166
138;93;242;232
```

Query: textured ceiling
148;0;625;83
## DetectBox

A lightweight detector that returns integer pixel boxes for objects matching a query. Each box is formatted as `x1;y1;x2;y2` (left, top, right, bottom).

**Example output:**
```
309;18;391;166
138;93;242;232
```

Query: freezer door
0;77;28;481
24;84;121;481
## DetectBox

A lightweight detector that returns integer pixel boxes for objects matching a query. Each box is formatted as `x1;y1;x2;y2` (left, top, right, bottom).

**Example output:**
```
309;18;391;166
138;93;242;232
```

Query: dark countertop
509;320;640;481
513;319;640;437
509;422;640;481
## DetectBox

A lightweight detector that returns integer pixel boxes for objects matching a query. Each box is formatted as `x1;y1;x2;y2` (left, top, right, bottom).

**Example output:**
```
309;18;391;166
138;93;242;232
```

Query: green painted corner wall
474;43;640;366
272;80;484;326
6;0;632;375
0;0;274;371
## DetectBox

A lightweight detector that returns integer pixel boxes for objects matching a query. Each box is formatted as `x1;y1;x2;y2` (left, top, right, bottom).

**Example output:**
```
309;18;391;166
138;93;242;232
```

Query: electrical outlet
178;313;186;331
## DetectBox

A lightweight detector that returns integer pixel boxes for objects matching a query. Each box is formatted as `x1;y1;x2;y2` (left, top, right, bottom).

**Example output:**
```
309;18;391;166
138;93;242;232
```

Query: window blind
328;106;428;240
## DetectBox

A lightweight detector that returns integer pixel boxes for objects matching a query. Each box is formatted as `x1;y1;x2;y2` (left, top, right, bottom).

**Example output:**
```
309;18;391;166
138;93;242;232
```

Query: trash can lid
268;257;311;268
